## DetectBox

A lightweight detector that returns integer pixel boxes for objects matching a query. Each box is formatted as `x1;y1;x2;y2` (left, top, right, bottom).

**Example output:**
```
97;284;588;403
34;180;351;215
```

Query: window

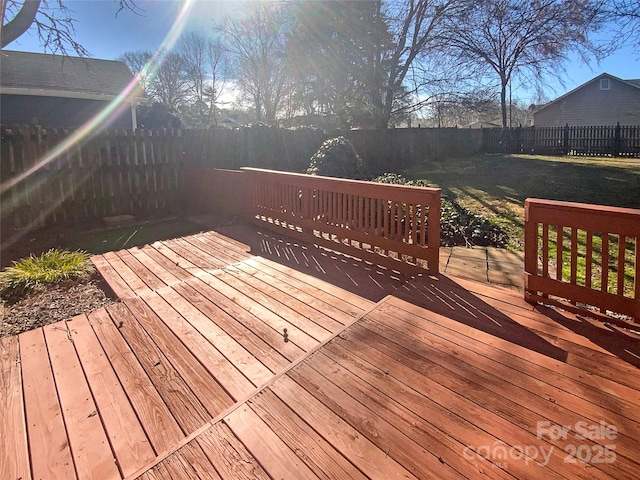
600;78;610;90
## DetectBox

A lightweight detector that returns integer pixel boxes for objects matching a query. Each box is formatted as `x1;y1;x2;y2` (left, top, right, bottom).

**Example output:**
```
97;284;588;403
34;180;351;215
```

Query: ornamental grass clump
0;249;95;294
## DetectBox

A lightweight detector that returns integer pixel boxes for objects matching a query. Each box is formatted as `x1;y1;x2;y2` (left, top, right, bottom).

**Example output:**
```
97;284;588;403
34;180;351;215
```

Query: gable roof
0;50;139;101
535;73;640;115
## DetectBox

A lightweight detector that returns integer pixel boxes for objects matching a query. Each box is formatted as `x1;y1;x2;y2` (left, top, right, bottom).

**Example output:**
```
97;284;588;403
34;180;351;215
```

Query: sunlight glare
0;1;195;197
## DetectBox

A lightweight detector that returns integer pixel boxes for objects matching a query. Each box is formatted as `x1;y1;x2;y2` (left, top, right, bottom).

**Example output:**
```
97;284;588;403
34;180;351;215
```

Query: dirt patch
1;274;117;338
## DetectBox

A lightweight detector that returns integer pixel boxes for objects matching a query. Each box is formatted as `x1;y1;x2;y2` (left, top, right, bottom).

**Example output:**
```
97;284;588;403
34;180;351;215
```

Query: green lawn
59;218;205;255
405;154;640;251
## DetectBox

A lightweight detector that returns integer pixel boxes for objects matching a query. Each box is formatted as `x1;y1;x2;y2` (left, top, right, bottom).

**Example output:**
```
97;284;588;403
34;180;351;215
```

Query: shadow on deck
2;222;639;480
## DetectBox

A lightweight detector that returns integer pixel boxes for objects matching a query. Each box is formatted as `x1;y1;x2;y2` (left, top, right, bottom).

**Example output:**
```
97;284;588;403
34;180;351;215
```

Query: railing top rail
241;167;441;200
525;198;640;218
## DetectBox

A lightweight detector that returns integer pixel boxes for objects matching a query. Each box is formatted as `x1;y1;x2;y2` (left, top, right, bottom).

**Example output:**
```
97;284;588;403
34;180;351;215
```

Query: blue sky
4;0;639;104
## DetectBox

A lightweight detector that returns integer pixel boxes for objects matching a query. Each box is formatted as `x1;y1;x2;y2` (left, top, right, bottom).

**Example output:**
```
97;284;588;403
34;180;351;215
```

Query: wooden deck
2;223;640;479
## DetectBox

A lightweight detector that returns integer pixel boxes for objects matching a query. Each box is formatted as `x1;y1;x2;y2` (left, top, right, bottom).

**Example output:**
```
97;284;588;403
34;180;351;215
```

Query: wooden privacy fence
483;123;640;157
0;126;183;232
524;198;640;322
242;167;441;274
184;126;483;174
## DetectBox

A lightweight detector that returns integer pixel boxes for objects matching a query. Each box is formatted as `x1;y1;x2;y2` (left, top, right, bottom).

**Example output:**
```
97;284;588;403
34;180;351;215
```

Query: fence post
563;123;569;155
614;122;621;157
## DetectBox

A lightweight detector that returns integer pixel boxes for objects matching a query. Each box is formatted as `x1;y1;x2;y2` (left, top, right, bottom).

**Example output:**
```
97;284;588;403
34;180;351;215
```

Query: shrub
439;201;509;248
0;249;95;293
307;136;365;179
371;173;509;248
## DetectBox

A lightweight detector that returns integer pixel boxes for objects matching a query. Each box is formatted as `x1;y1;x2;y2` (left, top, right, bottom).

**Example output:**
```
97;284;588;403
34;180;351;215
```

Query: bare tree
1;0;139;55
373;0;458;128
216;2;292;123
601;0;640;52
120;50;152;90
289;0;459;129
120;49;189;112
440;0;605;127
177;30;229;127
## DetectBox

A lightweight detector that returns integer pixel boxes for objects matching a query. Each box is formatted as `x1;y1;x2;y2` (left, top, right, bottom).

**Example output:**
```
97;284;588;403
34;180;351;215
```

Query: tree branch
1;0;41;47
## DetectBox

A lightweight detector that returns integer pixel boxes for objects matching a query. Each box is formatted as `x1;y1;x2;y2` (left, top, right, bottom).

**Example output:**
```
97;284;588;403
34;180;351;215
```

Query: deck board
44;322;121;480
382;295;640;413
156;286;274;387
224;404;321;479
102;251;155;298
0;335;31;480
169;281;289;376
87;308;185;453
69;314;156;477
353;315;640;450
211;268;336;341
427;276;640;375
19;328;76;480
195;423;271;480
107;301;213;433
248;389;369;479
119;297;232;423
115;250;167;292
5;223;640;479
269;375;419;479
127;246;184;286
306;350;513;480
288;359;471;480
142;290;256;400
92;254;136;298
337;319;627;479
186;275;310;358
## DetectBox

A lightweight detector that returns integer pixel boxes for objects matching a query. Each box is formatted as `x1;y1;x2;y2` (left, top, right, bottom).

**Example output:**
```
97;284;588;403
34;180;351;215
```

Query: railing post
428;191;441;274
523;199;537;304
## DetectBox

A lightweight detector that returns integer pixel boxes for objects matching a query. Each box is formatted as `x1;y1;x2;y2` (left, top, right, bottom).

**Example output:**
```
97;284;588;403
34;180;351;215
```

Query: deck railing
524;198;640;321
242;168;441;275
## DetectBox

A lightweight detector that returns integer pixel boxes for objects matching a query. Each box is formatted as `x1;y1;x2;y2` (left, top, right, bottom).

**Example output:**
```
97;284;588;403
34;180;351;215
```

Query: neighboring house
1;50;141;129
534;73;640;127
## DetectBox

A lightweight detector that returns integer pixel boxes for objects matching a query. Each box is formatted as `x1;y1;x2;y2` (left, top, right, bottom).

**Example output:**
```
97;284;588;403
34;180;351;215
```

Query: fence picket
0;127;184;233
483;124;640;156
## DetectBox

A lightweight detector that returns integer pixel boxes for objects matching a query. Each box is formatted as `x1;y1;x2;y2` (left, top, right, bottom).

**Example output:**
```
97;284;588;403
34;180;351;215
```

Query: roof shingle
1;50;135;97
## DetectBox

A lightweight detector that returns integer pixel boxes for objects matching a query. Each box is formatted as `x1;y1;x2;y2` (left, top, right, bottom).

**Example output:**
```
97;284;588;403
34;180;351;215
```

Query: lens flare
1;1;195;250
0;0;195;197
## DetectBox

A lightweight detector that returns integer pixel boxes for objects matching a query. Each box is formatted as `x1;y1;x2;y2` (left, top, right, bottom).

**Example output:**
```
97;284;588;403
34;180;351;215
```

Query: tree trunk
2;0;41;48
500;80;508;128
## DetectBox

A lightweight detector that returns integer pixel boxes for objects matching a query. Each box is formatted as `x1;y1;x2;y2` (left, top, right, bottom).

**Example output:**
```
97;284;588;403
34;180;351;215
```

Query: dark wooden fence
183;125;483;173
1;126;184;233
1;124;482;235
483;123;640;157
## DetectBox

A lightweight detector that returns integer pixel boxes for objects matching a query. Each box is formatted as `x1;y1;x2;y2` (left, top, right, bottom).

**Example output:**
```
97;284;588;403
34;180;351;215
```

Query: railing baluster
617;235;626;296
383;200;389;238
411;204;418;245
602;233;609;295
635;238;640;300
570;227;578;285
556;226;563;282
585;231;593;289
542;224;549;278
331;191;337;226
